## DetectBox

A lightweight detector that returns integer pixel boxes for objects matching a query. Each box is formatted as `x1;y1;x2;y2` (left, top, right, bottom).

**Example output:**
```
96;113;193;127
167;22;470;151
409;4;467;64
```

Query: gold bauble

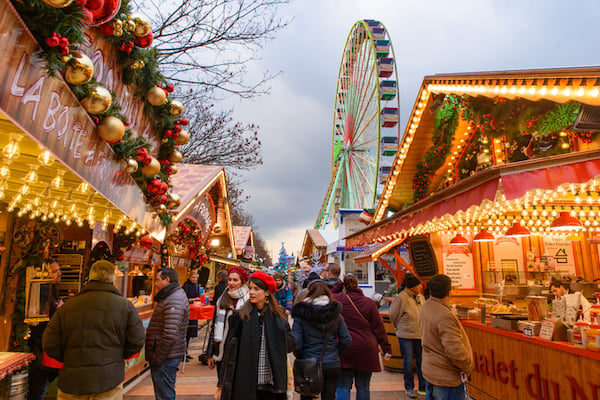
169;165;178;175
141;157;161;176
41;0;73;7
97;116;125;143
156;204;168;215
174;129;189;145
129;13;152;37
146;86;167;106
166;193;181;209
125;159;138;173
169;100;184;116
64;51;94;85
81;85;112;115
168;150;183;163
124;20;136;32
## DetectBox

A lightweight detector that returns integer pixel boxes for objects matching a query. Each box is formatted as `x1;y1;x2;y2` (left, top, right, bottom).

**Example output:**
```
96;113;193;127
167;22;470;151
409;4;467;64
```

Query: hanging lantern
96;116;125;143
128;13;152;37
41;0;73;7
169;100;184;116
174;130;189;145
146;86;167;106
168;150;183;163
81;85;112;114
64;51;94;85
141;157;161;176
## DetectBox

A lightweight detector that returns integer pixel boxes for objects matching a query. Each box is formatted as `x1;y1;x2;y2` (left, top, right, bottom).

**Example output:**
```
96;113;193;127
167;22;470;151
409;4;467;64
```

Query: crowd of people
30;259;474;400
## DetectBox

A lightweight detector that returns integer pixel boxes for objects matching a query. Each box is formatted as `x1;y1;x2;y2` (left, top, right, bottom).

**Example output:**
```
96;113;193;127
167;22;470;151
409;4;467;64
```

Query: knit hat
251;271;277;294
403;274;421;289
228;266;249;282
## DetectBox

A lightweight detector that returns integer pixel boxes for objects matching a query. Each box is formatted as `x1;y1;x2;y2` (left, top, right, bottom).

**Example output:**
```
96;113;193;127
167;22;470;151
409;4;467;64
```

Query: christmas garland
412;95;597;201
10;0;188;226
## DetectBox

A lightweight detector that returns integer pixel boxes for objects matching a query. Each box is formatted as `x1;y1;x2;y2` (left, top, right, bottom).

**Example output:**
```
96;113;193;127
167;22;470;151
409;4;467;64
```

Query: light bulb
18;184;30;195
0;159;11;178
38;151;55;167
2;134;22;160
24;165;39;184
51;170;65;189
78;182;89;194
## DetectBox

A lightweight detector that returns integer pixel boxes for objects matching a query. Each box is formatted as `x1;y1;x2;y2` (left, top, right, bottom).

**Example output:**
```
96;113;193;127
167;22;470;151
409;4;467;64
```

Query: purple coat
333;288;392;372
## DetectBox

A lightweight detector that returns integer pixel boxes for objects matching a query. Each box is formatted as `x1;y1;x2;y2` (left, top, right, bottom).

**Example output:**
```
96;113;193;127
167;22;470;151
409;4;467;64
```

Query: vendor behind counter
549;278;592;322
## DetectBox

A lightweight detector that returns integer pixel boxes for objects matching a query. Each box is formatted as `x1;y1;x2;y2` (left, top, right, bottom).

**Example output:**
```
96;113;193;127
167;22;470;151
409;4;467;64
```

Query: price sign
539;320;555;340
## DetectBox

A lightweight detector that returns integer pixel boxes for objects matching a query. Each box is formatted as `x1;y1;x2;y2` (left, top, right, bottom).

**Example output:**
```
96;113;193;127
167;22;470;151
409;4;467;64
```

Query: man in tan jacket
388;273;426;398
419;274;473;399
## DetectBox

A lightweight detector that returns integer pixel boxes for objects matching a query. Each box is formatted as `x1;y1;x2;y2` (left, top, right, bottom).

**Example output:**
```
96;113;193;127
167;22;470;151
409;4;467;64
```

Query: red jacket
333;288;391;372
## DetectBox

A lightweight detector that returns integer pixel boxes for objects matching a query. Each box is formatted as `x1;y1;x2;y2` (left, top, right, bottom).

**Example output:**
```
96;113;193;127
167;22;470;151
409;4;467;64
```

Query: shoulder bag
293;325;330;396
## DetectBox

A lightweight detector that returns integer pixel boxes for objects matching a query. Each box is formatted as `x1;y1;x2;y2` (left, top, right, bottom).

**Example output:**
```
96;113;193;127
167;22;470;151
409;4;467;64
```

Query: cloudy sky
227;0;600;261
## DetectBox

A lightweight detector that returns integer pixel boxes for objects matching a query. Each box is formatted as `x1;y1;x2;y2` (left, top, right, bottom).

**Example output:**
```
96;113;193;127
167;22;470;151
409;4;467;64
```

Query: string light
38;150;55;167
51;170;65;189
2;133;22;160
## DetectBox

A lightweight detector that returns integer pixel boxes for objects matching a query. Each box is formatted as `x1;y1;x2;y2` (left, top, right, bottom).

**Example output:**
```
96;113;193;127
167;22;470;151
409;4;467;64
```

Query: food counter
462;320;600;400
123;302;154;383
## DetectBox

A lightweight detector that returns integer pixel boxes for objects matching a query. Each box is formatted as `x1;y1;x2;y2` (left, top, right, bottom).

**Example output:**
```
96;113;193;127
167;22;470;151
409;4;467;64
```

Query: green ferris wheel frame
315;19;400;229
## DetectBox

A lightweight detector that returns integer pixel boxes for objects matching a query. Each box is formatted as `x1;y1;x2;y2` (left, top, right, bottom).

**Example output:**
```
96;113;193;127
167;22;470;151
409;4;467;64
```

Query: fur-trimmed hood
291;300;341;324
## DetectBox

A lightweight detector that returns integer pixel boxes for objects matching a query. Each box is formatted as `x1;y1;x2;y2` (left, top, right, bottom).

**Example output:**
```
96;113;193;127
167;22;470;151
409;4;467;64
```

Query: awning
346;150;600;248
209;255;240;267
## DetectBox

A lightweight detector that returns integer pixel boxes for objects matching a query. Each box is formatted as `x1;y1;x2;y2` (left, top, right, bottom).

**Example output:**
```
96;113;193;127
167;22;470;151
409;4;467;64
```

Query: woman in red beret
207;267;250;372
215;271;295;400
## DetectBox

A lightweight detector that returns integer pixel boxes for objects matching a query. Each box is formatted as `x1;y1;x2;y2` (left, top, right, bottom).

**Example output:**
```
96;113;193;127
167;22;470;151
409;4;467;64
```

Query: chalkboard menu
406;236;438;276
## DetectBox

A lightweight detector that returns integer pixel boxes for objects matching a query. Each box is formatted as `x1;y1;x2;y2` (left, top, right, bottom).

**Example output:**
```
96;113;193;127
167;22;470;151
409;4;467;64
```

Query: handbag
293;326;330;396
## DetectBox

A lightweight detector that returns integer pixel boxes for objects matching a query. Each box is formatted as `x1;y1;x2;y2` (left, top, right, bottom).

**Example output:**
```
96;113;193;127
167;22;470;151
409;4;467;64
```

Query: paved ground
123;327;421;400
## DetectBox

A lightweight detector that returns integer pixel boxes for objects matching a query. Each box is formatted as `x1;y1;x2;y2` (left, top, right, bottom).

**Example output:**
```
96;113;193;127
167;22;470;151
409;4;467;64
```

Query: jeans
336;369;372;400
398;338;425;392
150;358;180;400
425;381;468;400
300;367;340;400
28;364;58;400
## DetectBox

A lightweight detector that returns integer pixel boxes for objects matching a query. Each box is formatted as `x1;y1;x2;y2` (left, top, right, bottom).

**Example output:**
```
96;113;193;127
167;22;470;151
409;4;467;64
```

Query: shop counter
123;302;154;384
0;352;34;380
461;320;600;400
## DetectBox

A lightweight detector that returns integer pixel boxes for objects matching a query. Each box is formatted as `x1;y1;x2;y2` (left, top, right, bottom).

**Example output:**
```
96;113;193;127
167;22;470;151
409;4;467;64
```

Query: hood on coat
291;300;341;324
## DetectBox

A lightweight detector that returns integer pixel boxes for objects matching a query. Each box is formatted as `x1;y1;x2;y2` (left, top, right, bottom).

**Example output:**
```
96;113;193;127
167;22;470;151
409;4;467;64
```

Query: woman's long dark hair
298;279;334;303
238;277;287;321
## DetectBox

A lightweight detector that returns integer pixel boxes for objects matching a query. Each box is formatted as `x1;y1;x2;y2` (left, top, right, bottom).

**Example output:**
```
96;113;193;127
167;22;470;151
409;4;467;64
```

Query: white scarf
213;285;249;361
304;295;330;306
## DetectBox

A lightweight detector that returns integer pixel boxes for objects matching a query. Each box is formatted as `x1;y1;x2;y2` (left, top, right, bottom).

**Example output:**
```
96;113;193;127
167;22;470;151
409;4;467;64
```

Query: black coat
182;279;200;335
218;308;295;400
291;301;352;370
43;281;145;395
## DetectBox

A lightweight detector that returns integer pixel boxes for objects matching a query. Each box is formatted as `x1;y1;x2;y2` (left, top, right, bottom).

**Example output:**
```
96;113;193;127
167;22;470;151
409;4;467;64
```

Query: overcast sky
227;0;600;261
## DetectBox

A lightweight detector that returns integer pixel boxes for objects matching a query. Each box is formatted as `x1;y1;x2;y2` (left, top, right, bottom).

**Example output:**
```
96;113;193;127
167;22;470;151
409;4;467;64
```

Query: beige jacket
419;297;473;387
388;288;424;339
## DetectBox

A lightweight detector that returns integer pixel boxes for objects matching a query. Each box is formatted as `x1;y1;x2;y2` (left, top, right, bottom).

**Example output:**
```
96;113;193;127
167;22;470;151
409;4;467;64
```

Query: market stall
0;0;192;390
345;67;600;399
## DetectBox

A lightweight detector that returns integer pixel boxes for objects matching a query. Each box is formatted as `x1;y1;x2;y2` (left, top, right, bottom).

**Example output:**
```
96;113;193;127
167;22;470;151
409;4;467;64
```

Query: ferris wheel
314;19;400;229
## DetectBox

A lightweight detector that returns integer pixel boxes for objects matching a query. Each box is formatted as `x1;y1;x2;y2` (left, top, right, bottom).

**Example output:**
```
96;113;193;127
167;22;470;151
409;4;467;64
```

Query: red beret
228;266;248;282
250;271;277;294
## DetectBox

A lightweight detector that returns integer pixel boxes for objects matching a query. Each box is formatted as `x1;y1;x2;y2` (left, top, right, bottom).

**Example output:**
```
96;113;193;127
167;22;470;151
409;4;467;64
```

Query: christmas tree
275;242;291;274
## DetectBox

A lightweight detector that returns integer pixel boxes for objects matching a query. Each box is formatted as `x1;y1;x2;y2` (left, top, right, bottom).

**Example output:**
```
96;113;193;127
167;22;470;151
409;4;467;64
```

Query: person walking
292;280;352;400
215;271;295;400
388;273;426;398
273;273;293;314
211;270;229;306
42;260;145;400
28;260;63;400
322;263;342;290
420;274;473;400
145;267;190;400
182;269;201;361
206;266;249;372
332;274;392;400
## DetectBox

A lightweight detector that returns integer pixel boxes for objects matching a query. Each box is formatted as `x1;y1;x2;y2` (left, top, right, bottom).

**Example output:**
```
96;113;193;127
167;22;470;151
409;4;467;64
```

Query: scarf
153;282;179;302
213;285;249;361
303;295;330;306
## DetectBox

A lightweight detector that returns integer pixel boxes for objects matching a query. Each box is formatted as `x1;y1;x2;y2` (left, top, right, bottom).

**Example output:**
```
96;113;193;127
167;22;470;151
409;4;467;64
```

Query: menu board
441;233;476;290
406;237;438;276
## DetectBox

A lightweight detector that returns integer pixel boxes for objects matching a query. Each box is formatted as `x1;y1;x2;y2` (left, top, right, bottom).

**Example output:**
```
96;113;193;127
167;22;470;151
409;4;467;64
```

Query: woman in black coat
292;280;352;400
216;271;295;400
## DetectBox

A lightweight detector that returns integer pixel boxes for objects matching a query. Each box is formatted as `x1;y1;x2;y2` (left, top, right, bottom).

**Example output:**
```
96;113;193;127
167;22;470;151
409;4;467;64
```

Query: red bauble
58;37;69;47
166;84;174;93
159;194;168;204
89;0;121;26
159;159;171;166
58;46;69;55
180;118;188;126
97;22;114;35
45;36;59;47
142;155;152;165
136;148;148;161
164;129;173;138
146;178;161;194
135;32;153;48
158;182;168;195
81;9;94;24
86;0;104;11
